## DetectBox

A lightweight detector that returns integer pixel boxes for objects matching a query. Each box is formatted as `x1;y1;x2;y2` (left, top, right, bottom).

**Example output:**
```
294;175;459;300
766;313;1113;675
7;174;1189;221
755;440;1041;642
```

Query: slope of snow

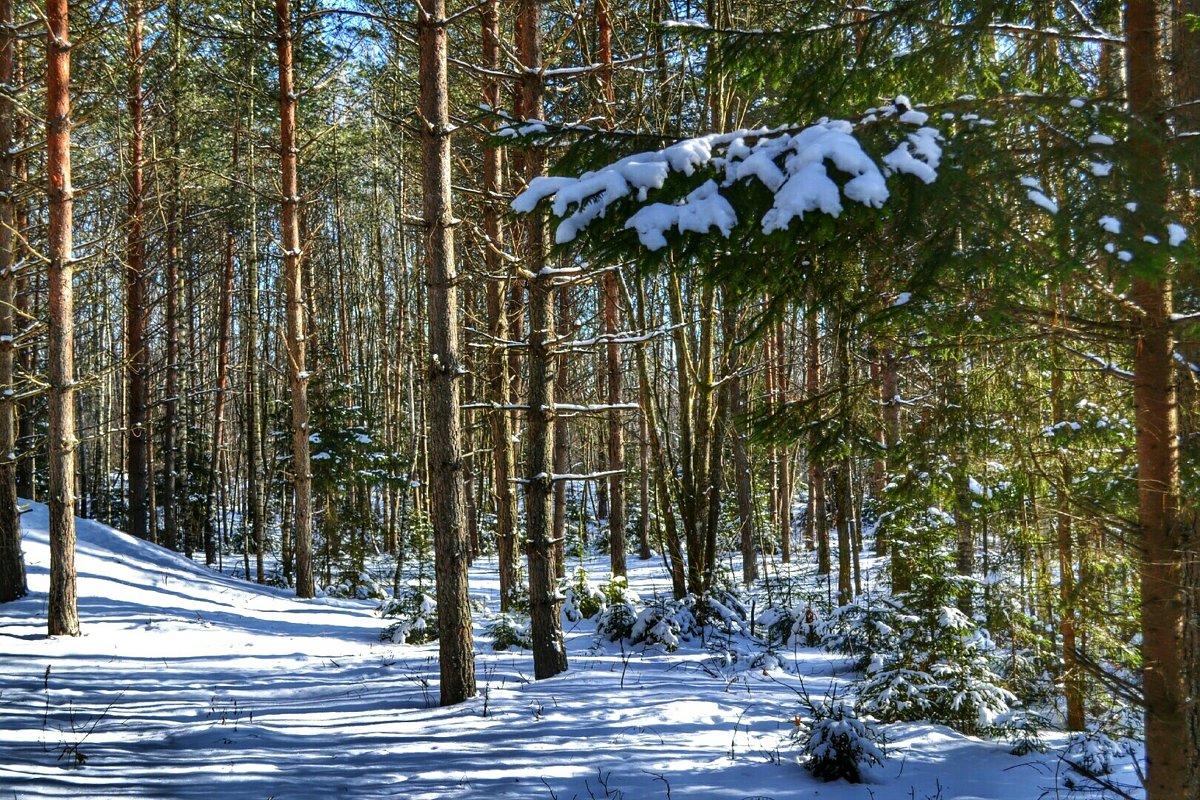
2;504;1094;798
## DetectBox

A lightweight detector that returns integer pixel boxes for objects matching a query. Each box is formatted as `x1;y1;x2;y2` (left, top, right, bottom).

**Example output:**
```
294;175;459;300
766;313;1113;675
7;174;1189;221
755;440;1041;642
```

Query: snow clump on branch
512;99;942;251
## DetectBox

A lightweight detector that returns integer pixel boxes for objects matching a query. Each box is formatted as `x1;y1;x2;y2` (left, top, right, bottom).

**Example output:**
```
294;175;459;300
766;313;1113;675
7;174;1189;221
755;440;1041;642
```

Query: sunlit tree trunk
46;0;78;636
276;0;313;598
0;0;24;602
419;0;475;705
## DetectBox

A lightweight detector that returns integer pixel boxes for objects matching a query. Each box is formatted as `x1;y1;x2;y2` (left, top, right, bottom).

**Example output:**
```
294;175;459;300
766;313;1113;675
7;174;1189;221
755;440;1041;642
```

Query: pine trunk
277;0;313;598
480;0;519;611
124;0;149;542
46;0;78;636
0;0;24;602
518;0;567;680
1125;2;1188;796
724;302;756;585
419;0;476;705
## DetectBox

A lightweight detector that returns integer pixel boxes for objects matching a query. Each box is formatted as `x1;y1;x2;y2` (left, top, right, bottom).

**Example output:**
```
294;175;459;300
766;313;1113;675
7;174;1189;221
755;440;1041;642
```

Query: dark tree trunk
161;0;182;551
724;302;756;585
518;0;567;680
480;0;519;608
124;0;150;542
805;301;830;576
204;125;238;567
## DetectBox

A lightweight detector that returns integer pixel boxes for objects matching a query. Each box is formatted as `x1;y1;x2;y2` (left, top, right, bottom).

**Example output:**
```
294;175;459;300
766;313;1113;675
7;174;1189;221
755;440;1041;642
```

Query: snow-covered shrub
630;597;697;652
379;586;438;644
597;595;698;652
599;574;639;606
858;604;1014;735
694;569;751;635
328;570;387;600
595;600;638;643
561;567;606;622
792;700;886;783
486;614;532;651
1064;731;1122;776
760;602;821;649
816;593;902;668
992;709;1048;755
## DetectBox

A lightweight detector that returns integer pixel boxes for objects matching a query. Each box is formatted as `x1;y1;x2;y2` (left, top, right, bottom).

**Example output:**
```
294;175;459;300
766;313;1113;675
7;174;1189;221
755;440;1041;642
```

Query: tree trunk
633;278;684;597
0;0;24;602
419;0;475;705
480;0;518;608
518;0;567;680
596;0;626;579
774;317;792;563
124;0;149;542
1125;3;1188;797
46;0;78;636
1051;354;1084;731
724;302;756;585
204;124;238;567
833;310;852;605
551;285;569;578
805;300;830;576
277;0;313;598
161;0;182;551
244;73;264;583
877;347;898;557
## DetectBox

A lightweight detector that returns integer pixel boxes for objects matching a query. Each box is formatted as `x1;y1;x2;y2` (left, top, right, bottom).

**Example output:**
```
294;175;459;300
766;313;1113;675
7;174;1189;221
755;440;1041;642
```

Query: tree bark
277;0;313;598
46;0;78;636
596;0;626;579
277;0;314;597
724;302;756;585
0;0;24;602
419;0;476;705
244;71;264;583
124;0;149;542
805;300;830;576
518;0;567;680
774;317;792;563
1051;350;1084;731
204;125;238;567
1125;3;1188;797
480;0;519;608
161;0;182;551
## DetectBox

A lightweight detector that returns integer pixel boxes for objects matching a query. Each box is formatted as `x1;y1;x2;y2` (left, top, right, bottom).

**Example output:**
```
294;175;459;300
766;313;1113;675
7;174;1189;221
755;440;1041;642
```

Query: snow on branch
512;99;942;251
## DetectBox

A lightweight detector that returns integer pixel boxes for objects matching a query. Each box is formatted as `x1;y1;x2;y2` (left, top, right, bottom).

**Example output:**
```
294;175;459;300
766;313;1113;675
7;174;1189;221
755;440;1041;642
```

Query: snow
1098;215;1121;234
0;504;1131;799
1087;133;1115;146
891;292;912;307
624;180;738;250
1026;190;1058;214
1168;223;1188;246
513;103;941;249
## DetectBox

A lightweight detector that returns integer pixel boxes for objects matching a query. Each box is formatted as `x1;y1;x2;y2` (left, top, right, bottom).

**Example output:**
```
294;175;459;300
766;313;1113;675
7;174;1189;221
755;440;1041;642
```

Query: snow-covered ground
3;504;1093;798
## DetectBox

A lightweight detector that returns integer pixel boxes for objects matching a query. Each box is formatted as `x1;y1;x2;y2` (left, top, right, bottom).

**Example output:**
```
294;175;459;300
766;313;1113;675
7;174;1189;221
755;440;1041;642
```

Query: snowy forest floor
1;504;1134;799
